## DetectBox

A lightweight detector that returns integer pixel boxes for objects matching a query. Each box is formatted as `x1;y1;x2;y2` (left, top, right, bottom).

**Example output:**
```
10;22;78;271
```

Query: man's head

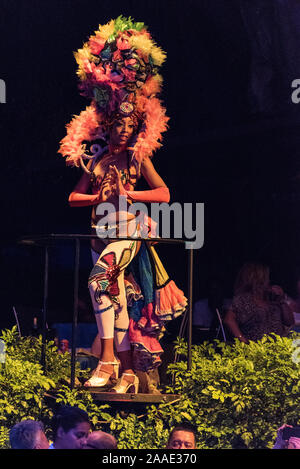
51;405;91;449
9;420;49;449
85;430;117;449
167;424;197;450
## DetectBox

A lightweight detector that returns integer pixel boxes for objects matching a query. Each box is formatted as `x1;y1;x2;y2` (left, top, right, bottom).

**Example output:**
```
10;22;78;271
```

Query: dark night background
1;0;300;338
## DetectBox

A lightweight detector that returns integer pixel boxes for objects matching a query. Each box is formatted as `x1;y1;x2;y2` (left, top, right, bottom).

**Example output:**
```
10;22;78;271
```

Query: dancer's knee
88;264;111;305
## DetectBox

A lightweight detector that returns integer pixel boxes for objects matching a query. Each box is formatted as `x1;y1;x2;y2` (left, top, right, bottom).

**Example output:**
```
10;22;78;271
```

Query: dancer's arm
111;157;170;203
69;165;113;207
69;172;100;207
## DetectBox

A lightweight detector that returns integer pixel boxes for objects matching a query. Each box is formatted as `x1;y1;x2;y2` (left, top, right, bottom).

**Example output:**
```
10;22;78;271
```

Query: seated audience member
224;262;294;343
273;424;300;449
166;424;197;449
49;405;91;449
85;430;117;449
9;420;49;449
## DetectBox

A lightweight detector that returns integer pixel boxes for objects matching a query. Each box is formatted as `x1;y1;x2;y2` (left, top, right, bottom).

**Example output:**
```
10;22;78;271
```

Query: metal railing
19;234;194;389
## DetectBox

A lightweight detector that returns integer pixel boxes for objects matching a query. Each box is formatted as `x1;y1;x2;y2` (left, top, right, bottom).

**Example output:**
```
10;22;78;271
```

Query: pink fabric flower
89;38;106;55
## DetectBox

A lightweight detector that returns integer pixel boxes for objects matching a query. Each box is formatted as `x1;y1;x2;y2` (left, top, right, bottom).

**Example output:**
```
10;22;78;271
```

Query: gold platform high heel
110;373;139;394
84;361;119;388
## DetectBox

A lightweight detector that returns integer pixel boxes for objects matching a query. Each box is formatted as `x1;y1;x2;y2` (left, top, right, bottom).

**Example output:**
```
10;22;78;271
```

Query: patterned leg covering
91;294;115;339
114;270;131;352
89;240;138;349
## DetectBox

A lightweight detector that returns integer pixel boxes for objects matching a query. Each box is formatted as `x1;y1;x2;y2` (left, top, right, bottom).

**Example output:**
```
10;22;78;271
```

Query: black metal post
41;245;49;371
71;238;80;389
187;246;194;370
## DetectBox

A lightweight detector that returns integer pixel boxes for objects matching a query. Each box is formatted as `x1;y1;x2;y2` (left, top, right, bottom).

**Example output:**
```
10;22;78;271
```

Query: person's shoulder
234;292;252;300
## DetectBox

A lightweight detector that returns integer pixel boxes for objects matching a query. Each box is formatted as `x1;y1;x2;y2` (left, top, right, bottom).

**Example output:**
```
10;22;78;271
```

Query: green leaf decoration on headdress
106;15;146;42
114;15;145;34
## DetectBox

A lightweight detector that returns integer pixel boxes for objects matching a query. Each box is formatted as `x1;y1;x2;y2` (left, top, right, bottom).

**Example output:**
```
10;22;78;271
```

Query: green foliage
164;333;300;448
0;327;78;385
0;328;60;428
1;326;300;449
0;427;11;449
109;406;170;449
105;333;300;449
0;327;93;447
0;355;55;420
54;385;113;429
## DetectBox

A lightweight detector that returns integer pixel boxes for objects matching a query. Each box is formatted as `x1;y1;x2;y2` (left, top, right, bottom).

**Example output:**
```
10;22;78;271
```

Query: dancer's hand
99;171;115;201
109;165;127;197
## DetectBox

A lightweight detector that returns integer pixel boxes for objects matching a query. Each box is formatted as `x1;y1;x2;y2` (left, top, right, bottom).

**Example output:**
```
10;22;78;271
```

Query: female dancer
59;17;187;393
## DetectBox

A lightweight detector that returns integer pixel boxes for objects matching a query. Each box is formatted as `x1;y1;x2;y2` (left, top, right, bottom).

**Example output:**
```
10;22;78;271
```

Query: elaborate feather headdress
58;16;169;170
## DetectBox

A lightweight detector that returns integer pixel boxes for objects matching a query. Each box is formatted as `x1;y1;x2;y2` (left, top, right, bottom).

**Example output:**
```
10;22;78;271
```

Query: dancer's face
110;117;135;148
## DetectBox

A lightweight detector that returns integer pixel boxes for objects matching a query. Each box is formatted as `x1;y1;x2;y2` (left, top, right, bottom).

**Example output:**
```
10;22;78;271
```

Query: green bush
105;333;300;449
54;385;113;428
155;333;300;449
0;326;300;449
1;327;75;385
0;327;111;447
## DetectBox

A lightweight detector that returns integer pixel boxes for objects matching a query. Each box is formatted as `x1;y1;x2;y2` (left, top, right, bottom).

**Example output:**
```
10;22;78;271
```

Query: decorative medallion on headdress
58;16;169;169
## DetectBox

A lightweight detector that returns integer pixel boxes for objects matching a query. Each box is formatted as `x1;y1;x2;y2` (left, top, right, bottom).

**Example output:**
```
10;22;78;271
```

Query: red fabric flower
112;50;123;62
117;37;130;50
121;67;136;82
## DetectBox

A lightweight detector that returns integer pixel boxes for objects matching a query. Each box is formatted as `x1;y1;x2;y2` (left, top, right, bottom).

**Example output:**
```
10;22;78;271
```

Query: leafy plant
106;333;300;449
0;356;55;429
0;327;91;447
54;385;113;428
0;426;10;449
0;327;81;385
1;327;300;449
164;333;300;448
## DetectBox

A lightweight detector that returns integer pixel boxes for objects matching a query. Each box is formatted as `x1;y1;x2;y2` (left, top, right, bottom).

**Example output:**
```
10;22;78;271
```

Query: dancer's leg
114;270;135;379
86;240;138;386
84;291;118;386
